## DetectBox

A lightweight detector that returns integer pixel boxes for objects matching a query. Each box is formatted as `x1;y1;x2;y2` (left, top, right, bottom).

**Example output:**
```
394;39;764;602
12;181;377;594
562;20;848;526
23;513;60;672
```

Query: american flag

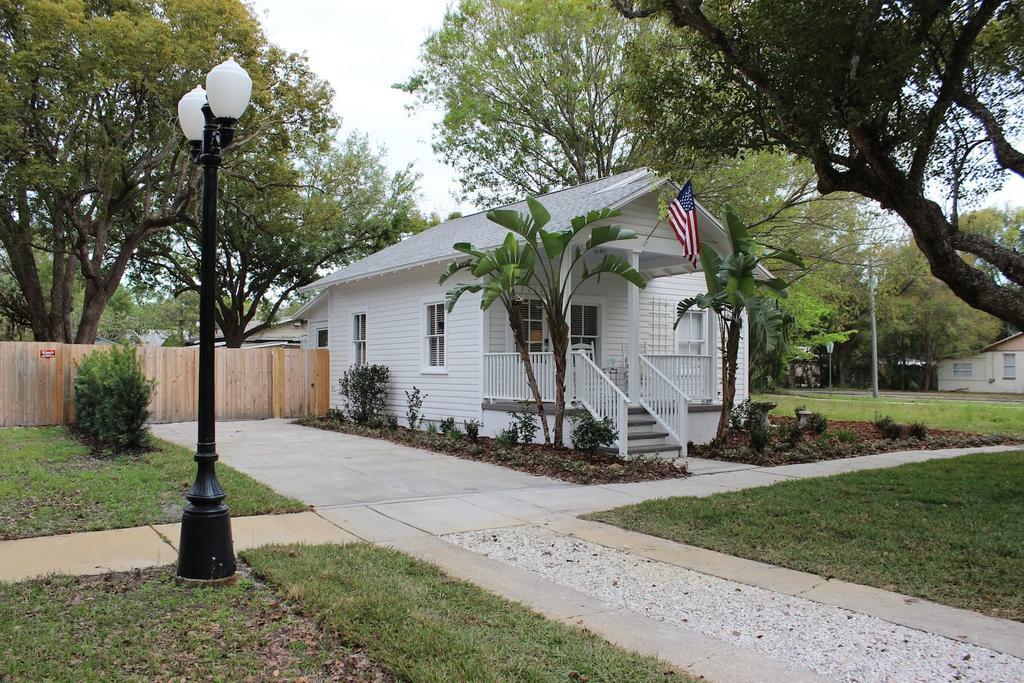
668;180;700;268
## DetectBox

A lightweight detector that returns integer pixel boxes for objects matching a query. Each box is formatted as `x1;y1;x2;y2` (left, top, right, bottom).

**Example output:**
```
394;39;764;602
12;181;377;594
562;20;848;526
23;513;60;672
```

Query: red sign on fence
39;348;56;359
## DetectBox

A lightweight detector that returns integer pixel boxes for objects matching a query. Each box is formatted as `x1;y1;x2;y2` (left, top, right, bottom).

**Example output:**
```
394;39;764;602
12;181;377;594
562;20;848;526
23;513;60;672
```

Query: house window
953;362;973;378
425;303;446;368
571;303;599;358
518;299;545;353
675;310;706;355
316;327;329;348
352;313;366;365
1004;353;1016;380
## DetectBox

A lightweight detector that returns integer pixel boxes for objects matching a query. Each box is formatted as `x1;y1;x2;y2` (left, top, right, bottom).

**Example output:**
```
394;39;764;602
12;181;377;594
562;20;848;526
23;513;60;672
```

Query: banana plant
441;197;646;446
676;204;803;439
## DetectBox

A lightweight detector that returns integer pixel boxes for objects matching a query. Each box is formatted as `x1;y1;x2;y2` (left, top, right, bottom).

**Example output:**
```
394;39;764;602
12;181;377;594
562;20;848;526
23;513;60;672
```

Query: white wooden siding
325;268;483;423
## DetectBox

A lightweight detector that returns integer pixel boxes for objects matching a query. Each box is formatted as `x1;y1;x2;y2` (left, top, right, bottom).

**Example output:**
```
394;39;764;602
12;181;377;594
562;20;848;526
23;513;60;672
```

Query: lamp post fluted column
175;59;252;586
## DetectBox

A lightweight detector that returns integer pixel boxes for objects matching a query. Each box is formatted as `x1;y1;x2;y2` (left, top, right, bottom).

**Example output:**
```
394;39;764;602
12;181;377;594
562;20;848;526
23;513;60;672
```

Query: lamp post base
176;504;236;584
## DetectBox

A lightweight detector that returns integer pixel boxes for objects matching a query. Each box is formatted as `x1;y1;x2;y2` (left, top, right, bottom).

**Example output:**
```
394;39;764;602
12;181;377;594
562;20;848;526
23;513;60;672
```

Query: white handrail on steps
571;350;629;457
638;354;688;458
642;354;713;401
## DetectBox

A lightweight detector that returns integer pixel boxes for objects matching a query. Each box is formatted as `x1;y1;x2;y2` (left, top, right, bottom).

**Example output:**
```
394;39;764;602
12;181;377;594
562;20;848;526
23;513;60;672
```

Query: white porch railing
642;354;715;401
483;352;557;402
638;355;687;456
571;350;629;457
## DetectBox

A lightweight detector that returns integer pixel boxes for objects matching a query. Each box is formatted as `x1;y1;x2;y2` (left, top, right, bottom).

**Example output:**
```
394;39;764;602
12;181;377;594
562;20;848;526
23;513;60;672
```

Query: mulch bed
691;415;1021;466
295;416;687;484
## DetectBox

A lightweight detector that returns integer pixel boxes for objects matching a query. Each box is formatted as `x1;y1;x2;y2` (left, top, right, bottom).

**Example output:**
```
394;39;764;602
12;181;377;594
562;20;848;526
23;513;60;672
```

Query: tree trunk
547;318;570;447
717;315;743;439
505;303;551;444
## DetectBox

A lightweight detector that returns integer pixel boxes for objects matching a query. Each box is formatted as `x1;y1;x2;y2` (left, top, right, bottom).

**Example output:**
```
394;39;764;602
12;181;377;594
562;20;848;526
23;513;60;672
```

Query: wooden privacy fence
0;342;330;427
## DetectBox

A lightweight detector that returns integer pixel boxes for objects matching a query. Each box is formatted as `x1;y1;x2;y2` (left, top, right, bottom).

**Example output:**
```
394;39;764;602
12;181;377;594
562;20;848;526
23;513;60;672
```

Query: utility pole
868;257;880;398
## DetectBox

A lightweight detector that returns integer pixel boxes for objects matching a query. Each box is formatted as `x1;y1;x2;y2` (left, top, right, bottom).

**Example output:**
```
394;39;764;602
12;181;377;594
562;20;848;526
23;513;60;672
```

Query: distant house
299;168;761;456
185;317;309;348
937;332;1023;393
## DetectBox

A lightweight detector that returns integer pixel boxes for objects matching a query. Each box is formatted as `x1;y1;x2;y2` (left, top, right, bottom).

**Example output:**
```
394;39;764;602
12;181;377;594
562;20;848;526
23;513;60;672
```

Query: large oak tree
616;0;1024;328
397;0;649;206
138;134;419;347
0;0;333;342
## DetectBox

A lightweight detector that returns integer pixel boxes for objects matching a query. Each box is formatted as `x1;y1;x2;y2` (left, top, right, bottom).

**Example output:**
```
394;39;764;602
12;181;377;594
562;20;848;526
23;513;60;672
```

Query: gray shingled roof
301;168;665;291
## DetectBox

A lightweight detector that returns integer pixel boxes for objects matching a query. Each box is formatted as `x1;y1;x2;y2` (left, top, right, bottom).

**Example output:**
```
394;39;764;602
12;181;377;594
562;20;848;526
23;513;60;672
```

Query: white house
300;169;752;457
937;332;1023;393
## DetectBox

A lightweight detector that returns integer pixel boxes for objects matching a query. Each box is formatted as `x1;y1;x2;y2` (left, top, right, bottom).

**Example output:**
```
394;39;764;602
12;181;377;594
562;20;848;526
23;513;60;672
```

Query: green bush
873;413;903;440
749;419;771;451
831;429;858;443
495;427;519;446
908;421;928;439
807;412;828;434
73;345;155;450
571;410;617;452
405;386;427;430
464;419;481;442
338;364;389;424
508;407;539;444
438;416;459;436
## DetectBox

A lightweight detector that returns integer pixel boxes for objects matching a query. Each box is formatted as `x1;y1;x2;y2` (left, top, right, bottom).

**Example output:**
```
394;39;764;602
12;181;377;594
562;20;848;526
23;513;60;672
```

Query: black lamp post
175;59;252;586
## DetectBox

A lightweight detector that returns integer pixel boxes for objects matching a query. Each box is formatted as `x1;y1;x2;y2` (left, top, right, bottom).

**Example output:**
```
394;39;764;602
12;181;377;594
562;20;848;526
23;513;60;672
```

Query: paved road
761;388;1024;403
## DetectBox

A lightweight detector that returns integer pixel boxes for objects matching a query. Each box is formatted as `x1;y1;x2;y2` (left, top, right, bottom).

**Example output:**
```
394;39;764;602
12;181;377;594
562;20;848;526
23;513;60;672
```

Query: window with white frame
570;303;599;358
351;313;366;365
316;327;329;348
425;303;446;368
675;310;706;355
953;362;973;378
1004;353;1016;380
518;299;544;353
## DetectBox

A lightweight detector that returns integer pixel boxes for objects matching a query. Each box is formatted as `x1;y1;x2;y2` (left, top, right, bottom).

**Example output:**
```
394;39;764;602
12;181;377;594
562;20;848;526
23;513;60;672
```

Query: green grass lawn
0;426;305;540
755;392;1024;435
0;544;693;682
0;567;387;682
586;452;1024;622
244;543;691;682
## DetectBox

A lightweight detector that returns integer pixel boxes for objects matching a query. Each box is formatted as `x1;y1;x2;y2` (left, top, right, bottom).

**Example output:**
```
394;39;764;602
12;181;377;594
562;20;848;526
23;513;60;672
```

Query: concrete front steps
600;405;683;459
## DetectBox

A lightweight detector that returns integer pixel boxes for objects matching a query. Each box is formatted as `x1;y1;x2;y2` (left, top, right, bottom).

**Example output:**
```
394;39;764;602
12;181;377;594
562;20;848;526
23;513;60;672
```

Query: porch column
627;250;640;402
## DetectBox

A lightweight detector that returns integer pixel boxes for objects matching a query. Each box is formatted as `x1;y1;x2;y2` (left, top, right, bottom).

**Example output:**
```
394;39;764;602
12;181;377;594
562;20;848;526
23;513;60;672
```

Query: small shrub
463;419;481;442
908;421;928;439
730;399;751;430
879;421;903;440
872;413;895;433
385;414;399;430
338;364;389;424
425;423;438;436
508;407;539;444
325;407;346;422
748;419;771;452
496;427;519;446
571;410;617;452
807;412;828;434
405;386;427;430
780;420;803;445
73;345;155;450
438;416;459;436
793;404;807;419
831;429;857;443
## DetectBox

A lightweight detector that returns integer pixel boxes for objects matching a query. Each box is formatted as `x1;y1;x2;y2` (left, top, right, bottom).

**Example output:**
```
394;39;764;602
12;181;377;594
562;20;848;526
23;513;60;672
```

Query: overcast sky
250;0;1021;218
250;0;472;217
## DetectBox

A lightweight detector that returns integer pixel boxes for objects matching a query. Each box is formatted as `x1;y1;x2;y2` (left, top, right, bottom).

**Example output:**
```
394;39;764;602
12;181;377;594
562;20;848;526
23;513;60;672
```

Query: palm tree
442;197;645;446
677;205;802;438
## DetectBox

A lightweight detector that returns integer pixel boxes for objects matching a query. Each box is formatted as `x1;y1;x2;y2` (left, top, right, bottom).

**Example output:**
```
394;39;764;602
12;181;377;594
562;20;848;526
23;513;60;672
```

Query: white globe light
205;58;252;120
177;86;207;141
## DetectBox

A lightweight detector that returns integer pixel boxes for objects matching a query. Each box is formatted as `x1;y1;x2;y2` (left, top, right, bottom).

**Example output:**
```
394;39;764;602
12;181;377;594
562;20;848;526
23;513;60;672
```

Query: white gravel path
445;525;1024;683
